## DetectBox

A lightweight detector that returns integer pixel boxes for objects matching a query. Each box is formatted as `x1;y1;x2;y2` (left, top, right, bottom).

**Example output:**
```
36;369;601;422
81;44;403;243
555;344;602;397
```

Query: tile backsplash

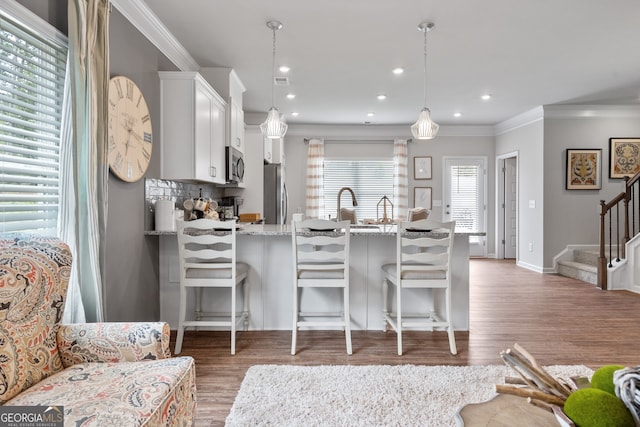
144;178;223;231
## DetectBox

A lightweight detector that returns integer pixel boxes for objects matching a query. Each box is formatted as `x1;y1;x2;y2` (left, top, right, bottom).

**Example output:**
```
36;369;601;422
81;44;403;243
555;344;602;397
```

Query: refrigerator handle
282;182;288;224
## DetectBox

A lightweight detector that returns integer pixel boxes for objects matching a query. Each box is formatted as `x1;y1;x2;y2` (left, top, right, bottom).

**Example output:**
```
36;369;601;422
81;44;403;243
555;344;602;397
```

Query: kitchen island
151;224;478;331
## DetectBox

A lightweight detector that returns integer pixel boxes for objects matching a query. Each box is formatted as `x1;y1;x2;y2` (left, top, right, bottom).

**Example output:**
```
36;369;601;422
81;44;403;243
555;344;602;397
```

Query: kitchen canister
155;199;176;231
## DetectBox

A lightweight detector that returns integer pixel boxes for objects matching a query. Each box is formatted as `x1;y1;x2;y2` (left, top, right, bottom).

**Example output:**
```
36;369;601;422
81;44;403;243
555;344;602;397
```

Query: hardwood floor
176;259;640;426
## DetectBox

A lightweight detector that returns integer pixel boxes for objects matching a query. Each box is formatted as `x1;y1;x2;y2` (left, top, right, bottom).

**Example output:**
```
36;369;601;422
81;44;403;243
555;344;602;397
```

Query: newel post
598;200;608;290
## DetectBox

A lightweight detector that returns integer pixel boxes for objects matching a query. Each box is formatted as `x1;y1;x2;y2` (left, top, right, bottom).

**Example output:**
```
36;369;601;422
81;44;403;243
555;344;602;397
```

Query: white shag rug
225;364;593;427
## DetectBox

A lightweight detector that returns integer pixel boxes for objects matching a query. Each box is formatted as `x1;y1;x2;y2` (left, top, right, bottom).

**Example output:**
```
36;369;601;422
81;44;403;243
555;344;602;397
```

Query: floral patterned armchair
0;235;196;426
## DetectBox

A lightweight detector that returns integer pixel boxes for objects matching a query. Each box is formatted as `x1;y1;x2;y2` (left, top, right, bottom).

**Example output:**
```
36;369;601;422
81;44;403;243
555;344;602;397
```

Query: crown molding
543;104;640;119
111;0;199;72
494;107;544;136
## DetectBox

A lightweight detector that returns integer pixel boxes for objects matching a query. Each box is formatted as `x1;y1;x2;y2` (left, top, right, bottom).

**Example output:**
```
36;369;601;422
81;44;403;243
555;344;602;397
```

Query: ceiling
143;0;640;127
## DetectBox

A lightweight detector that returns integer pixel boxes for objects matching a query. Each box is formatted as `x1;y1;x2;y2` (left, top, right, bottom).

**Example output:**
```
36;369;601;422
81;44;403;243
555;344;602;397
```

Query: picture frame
566;149;601;190
414;187;432;209
413;156;432;180
609;137;640;179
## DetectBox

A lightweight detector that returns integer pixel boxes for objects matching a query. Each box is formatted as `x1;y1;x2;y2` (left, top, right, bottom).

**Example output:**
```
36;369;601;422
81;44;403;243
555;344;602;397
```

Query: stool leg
396;284;403;356
231;282;236;355
344;286;352;355
382;278;389;332
291;284;298;355
242;279;249;331
175;285;187;355
446;287;457;355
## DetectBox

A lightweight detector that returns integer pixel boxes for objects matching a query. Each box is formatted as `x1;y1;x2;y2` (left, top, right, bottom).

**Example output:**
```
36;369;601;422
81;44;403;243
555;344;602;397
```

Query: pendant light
411;22;439;140
260;20;288;139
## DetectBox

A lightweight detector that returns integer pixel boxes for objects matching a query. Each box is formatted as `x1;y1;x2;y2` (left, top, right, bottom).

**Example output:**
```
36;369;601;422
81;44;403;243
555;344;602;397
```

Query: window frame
322;157;395;222
0;4;68;235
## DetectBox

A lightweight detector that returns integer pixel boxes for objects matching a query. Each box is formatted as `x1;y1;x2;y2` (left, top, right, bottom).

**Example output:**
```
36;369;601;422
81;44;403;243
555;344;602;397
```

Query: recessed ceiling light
392;67;404;75
291;112;299;117
481;94;492;100
286;93;296;99
453;112;462;117
377;94;386;100
367;112;375;117
279;65;290;73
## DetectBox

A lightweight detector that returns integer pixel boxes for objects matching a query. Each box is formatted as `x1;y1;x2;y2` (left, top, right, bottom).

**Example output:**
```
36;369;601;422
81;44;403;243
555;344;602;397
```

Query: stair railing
598;174;640;289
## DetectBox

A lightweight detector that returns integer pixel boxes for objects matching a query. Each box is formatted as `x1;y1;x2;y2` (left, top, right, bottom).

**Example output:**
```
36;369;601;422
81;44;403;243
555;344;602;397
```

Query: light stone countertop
145;223;485;237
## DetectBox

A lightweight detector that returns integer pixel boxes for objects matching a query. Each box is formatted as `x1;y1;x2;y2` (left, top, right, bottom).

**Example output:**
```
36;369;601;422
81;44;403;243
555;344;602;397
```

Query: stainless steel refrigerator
263;163;288;224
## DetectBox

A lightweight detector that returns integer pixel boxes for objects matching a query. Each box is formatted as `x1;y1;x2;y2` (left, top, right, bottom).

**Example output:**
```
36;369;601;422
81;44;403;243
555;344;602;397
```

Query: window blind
323;160;395;221
448;165;481;232
0;14;67;234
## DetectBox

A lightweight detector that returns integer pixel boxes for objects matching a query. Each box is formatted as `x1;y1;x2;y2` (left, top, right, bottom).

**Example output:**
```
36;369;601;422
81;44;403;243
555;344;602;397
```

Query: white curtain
305;138;325;219
393;138;409;220
58;59;85;323
58;0;110;322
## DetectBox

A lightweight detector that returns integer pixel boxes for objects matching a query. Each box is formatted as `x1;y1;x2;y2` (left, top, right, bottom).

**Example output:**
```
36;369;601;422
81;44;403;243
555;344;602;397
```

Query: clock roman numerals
142;144;151;161
126;80;134;100
114;79;123;99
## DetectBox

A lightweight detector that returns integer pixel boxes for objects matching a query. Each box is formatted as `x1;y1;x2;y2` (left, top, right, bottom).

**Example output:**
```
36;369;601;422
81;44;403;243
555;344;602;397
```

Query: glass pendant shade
411;108;439;140
260;106;288;139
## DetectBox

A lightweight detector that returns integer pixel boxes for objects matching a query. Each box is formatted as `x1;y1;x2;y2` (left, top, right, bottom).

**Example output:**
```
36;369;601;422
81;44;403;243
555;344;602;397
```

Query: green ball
591;364;624;395
564;388;635;427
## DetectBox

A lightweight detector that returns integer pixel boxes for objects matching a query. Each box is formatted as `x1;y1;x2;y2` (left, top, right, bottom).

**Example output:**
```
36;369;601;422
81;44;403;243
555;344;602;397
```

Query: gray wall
105;10;177;321
495;119;545;270
543;115;640;268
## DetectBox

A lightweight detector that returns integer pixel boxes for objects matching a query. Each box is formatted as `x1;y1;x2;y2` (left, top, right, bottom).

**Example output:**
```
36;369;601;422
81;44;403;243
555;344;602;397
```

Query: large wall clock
108;75;153;182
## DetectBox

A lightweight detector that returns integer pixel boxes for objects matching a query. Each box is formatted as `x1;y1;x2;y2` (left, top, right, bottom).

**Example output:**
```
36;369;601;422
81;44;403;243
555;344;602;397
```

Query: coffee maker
220;196;243;220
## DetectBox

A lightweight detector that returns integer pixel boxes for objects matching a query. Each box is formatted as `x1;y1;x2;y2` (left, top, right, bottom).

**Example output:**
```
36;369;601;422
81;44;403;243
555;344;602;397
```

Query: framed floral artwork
566;149;601;190
610;137;640;179
414;156;432;180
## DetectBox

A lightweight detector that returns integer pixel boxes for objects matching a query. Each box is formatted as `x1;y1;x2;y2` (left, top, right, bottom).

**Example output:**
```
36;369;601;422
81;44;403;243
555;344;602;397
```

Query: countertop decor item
376;195;393;223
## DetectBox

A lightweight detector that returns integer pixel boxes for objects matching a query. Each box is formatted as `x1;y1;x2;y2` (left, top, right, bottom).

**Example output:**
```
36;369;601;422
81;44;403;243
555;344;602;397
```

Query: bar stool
381;219;457;355
175;219;249;355
291;219;352;355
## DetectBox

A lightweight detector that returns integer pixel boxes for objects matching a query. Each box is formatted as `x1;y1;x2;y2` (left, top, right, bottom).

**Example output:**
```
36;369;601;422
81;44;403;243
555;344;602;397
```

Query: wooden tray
455;394;560;427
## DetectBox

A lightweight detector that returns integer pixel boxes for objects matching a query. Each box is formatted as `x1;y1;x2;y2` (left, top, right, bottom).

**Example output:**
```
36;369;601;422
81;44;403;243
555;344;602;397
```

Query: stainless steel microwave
226;146;244;183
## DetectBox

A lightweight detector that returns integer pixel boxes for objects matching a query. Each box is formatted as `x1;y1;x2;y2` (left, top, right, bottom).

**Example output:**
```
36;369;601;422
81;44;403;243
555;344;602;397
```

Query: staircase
556;248;599;285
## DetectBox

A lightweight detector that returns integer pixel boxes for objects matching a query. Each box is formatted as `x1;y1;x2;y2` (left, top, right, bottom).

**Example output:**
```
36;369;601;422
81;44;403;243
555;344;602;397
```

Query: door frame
495;151;519;260
442;156;488;257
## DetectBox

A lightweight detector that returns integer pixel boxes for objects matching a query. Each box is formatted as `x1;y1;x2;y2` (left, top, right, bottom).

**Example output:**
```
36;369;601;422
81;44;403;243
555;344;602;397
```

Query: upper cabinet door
199;68;246;154
159;71;226;184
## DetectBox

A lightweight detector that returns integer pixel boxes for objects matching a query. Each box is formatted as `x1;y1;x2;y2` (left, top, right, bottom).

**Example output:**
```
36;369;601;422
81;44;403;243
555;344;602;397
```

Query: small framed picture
414;187;432;209
414;156;432;180
609;137;640;179
566;149;601;190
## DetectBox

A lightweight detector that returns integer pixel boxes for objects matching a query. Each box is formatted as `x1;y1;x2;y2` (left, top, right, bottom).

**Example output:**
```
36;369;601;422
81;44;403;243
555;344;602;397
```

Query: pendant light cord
423;27;427;108
271;27;276;108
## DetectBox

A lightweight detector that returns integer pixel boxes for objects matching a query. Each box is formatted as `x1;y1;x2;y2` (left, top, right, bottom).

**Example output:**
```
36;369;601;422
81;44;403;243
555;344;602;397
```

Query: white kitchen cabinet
264;136;283;164
159;72;226;184
200;68;246;153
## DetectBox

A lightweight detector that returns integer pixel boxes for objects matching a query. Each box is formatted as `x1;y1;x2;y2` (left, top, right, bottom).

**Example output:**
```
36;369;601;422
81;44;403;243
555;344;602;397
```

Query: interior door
504;157;517;258
443;157;487;257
